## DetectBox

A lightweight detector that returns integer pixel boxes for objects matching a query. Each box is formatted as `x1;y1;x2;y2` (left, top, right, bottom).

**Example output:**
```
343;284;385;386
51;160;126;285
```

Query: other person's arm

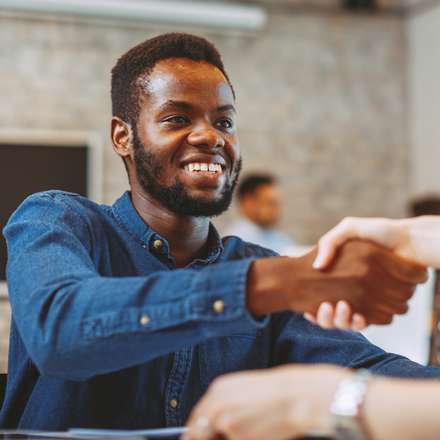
185;365;440;440
315;216;440;269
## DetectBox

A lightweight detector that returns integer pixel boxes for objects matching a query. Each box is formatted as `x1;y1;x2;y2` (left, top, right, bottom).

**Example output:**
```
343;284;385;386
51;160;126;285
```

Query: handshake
246;216;433;326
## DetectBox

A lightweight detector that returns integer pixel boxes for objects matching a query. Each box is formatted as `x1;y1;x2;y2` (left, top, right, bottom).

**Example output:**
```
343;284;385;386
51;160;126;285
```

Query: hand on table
184;365;349;440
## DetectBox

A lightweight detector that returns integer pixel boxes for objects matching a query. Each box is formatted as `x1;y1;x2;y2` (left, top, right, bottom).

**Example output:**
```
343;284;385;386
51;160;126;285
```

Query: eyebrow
158;100;236;113
217;104;236;113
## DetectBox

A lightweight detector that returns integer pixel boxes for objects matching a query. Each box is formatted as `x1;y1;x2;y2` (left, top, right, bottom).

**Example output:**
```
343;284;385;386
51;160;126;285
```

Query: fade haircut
111;32;234;126
237;174;276;200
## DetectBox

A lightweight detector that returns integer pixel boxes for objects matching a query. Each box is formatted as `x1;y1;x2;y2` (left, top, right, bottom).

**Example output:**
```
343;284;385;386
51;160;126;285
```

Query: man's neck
131;188;211;267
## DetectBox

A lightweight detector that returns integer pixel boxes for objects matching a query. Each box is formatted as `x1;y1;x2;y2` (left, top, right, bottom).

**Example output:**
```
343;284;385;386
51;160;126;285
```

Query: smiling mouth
183;162;224;175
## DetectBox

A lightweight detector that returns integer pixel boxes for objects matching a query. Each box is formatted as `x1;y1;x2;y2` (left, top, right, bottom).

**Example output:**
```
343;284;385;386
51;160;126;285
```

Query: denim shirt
1;190;439;430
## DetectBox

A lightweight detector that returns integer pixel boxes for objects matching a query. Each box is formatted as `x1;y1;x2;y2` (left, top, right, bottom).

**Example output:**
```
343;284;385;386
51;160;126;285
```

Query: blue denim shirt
1;190;439;430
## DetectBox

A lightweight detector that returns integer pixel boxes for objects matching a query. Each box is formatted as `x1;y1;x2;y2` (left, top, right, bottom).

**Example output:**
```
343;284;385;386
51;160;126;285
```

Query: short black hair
111;32;234;126
237;174;276;200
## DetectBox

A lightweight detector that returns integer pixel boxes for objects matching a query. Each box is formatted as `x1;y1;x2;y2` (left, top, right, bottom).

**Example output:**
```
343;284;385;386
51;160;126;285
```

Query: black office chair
0;373;6;407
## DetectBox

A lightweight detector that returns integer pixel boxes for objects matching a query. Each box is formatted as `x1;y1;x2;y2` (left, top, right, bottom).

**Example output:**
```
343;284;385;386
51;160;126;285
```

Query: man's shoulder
21;190;104;212
25;189;93;204
7;190;110;229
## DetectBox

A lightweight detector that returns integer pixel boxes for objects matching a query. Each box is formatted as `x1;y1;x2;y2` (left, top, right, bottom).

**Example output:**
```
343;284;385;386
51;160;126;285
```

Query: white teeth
184;162;223;174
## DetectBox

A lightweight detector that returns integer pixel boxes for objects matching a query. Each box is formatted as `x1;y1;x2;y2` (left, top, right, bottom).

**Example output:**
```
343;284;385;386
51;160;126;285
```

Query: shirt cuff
188;257;270;330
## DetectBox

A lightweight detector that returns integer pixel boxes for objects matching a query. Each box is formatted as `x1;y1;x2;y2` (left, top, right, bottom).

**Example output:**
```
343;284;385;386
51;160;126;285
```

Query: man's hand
184;365;349;440
247;240;427;325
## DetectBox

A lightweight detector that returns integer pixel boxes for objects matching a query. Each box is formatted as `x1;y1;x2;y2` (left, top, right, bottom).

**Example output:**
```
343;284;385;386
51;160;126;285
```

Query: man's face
242;184;282;228
131;58;241;217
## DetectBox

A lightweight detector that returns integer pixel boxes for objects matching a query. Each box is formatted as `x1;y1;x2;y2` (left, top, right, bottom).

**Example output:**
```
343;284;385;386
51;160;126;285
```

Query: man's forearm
246;253;325;316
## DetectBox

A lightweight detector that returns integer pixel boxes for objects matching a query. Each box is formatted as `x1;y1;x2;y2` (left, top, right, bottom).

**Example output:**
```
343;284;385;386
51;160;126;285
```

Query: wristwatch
329;369;371;440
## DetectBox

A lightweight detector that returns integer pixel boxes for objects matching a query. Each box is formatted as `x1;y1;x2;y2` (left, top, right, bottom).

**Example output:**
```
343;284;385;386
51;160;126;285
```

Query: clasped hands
304;216;429;329
246;221;427;327
301;239;427;328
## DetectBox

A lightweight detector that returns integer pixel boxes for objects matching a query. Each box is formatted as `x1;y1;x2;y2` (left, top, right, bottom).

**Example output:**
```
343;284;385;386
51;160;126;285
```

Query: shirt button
153;239;163;250
170;399;178;409
213;300;225;314
140;314;151;326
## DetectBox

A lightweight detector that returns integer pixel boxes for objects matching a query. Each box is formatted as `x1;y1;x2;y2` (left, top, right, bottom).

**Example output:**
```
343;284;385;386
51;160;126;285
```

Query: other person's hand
304;300;367;331
248;240;427;325
184;365;349;440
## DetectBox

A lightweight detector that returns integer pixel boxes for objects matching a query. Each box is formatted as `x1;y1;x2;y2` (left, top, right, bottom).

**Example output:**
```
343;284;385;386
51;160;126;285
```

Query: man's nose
187;125;225;149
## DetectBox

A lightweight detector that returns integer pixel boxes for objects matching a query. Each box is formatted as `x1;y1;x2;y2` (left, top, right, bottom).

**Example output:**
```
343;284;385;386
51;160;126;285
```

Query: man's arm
270;312;440;378
4;193;427;380
4;193;264;380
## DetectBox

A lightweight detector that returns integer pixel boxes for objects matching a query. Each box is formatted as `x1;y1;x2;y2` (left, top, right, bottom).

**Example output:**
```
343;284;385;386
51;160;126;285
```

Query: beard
132;127;241;217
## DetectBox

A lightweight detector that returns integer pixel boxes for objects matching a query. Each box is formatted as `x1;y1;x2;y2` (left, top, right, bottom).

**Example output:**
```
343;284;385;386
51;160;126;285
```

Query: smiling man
1;33;439;430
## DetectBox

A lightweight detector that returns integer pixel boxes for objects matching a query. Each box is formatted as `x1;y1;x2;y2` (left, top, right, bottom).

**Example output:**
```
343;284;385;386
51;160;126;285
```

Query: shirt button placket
164;348;192;427
169;399;178;409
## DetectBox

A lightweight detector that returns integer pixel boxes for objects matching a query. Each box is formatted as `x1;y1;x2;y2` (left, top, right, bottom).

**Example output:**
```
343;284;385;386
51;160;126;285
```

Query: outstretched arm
315;216;440;270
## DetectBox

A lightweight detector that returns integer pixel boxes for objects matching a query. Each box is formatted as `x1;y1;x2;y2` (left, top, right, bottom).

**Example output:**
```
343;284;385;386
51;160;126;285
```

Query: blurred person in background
224;173;296;254
185;215;440;440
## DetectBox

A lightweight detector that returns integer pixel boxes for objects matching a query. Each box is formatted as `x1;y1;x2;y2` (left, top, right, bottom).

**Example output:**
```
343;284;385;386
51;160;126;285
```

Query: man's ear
111;117;134;161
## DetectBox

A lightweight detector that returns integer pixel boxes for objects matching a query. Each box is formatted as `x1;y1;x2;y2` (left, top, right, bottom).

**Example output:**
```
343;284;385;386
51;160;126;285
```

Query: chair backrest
0;373;6;408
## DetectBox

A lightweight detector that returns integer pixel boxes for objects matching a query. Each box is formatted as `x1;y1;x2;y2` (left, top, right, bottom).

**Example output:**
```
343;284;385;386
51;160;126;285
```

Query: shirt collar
111;191;223;264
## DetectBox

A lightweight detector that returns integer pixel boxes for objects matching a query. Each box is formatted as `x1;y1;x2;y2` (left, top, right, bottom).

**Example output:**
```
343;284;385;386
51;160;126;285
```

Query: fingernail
313;255;323;269
322;302;332;314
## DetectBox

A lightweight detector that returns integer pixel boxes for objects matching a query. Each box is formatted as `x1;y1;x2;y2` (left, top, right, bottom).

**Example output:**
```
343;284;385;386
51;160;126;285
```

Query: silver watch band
329;369;371;440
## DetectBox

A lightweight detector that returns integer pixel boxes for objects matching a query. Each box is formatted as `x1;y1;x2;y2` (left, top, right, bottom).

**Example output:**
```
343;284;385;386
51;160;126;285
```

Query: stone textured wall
0;10;409;371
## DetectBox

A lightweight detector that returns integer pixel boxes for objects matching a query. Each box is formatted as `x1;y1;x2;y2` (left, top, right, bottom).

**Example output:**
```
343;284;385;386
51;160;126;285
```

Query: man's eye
217;119;233;129
165;116;188;124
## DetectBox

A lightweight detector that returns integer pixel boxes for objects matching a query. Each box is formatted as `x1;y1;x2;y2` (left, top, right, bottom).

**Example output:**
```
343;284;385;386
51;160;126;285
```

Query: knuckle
209;377;226;394
355;263;373;280
399;303;409;314
341;217;355;228
379;314;393;325
419;268;429;282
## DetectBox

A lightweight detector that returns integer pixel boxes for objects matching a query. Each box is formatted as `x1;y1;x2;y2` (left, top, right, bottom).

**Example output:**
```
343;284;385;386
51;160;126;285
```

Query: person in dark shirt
0;33;436;430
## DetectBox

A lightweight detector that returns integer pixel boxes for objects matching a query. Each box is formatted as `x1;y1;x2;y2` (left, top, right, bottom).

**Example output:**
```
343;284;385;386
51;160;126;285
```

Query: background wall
0;6;419;372
0;10;410;242
408;4;440;196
